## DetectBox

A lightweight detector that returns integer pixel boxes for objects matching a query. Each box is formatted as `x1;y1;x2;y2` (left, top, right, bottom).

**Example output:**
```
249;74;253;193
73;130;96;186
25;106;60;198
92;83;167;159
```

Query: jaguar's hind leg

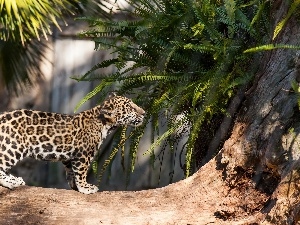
0;170;25;189
62;160;78;191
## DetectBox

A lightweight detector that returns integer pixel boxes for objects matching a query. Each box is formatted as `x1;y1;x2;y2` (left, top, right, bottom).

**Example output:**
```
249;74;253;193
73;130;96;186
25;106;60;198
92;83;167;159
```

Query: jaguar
0;93;145;194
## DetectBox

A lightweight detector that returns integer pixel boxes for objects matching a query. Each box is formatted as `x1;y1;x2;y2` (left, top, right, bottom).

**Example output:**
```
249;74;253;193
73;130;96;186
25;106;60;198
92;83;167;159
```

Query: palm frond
0;0;79;93
0;39;47;93
0;0;74;44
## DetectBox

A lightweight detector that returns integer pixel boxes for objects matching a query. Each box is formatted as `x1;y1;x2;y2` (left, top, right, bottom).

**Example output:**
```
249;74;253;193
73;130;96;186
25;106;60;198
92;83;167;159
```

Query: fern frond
119;72;192;93
73;59;120;81
249;0;265;28
143;117;186;156
244;44;300;53
74;74;120;112
96;126;134;185
96;135;121;185
128;125;146;172
184;43;218;53
273;0;300;40
120;126;127;170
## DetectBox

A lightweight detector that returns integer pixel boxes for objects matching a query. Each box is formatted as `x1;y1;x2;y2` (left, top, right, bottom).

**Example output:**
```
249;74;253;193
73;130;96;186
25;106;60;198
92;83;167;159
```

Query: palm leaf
0;39;47;93
0;0;77;92
0;0;74;44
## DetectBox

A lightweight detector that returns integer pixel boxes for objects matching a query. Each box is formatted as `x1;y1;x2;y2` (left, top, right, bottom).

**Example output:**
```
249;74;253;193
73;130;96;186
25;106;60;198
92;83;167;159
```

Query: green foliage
76;0;300;179
244;44;300;53
93;126;129;183
0;39;46;93
76;0;267;177
0;0;74;44
291;80;300;108
0;0;76;92
273;0;300;40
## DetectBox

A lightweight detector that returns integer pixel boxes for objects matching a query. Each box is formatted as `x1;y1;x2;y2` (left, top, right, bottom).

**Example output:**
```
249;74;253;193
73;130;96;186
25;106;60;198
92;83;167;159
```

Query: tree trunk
218;2;300;223
1;2;300;224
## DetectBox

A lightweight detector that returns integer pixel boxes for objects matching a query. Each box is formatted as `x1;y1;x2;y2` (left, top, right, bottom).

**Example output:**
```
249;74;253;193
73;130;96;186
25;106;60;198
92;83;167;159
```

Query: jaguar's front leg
71;156;98;194
0;170;25;189
0;152;25;189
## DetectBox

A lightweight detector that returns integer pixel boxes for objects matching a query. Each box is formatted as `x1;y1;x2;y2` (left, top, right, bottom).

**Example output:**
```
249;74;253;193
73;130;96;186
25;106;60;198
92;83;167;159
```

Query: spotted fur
0;93;145;194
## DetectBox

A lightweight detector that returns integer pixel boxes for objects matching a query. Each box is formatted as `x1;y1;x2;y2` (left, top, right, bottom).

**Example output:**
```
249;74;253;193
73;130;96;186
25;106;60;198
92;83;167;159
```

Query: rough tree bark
1;1;300;224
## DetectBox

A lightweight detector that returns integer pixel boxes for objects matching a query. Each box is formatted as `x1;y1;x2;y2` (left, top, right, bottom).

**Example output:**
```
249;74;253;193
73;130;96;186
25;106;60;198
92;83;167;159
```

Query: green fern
273;0;300;40
244;44;300;53
74;76;116;112
96;126;132;184
143;117;186;156
77;0;300;183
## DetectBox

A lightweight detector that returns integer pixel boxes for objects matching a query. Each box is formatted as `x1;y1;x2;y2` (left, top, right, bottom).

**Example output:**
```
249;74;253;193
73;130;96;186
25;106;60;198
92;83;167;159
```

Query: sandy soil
0;160;269;225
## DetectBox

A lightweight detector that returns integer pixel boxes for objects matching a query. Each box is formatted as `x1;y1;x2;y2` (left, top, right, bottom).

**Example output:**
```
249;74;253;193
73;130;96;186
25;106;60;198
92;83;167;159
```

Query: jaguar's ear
108;92;117;98
98;109;116;125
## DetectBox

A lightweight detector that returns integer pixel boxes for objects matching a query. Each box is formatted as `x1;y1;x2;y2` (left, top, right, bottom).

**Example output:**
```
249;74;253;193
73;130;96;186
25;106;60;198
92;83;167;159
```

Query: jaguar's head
99;93;145;127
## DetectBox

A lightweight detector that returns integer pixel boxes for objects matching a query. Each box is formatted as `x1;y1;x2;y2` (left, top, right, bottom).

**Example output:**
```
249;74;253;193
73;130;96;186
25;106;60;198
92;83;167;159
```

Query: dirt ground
0;159;271;225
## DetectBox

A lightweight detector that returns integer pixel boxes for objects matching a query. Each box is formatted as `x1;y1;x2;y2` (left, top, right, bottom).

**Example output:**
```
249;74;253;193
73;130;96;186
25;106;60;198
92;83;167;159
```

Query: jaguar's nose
137;107;145;116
